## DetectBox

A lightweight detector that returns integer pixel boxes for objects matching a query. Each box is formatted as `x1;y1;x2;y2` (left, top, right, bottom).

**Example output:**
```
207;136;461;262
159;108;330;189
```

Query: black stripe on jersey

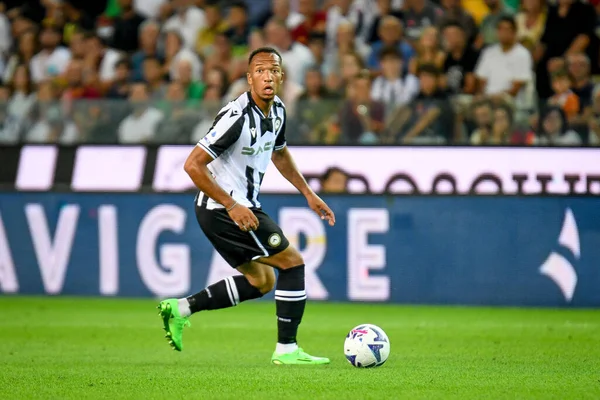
246;101;258;147
245;166;257;207
208;116;245;157
274;104;286;149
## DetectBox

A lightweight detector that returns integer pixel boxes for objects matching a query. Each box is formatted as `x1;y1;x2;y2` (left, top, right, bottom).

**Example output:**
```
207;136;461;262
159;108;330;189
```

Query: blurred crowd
0;0;599;145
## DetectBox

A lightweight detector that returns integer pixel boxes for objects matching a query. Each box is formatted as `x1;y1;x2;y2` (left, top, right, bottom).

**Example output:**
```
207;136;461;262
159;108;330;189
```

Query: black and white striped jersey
196;91;287;210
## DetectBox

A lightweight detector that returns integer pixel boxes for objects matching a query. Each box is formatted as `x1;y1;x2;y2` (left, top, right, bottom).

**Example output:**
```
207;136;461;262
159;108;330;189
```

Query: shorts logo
268;233;282;247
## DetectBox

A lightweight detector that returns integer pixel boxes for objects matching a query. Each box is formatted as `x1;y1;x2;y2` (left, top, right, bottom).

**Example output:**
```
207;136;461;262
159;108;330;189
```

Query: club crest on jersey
268;233;282;247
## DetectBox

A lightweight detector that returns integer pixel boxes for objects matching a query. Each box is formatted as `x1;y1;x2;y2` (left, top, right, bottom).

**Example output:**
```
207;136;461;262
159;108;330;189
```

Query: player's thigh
237;261;276;293
252;210;303;269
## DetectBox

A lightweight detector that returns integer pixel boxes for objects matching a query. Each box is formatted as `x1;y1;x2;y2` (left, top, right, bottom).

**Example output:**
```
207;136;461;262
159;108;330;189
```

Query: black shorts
195;201;290;268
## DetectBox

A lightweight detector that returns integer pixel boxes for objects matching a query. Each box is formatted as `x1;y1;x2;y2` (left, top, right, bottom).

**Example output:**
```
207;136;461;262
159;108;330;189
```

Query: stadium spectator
225;1;251;57
326;50;364;95
533;106;582;145
534;0;598;102
367;15;414;71
26;81;78;143
567;53;595;116
338;70;385;143
515;0;547;52
162;0;206;50
469;98;494;143
587;88;600;145
107;58;132;99
385;64;453;143
131;20;161;81
154;81;199;143
437;0;477;45
293;66;339;143
366;0;403;45
134;0;167;19
547;68;580;121
475;17;532;106
401;0;443;44
278;65;304;116
3;64;35;142
325;0;364;52
320;166;349;193
178;59;207;100
84;33;123;85
477;0;514;48
110;0;146;52
371;47;419;110
62;59;101;102
195;0;229;59
142;56;167;99
306;32;327;75
323;20;369;79
265;17;314;85
472;101;514;144
117;82;164;143
30;25;71;83
409;26;445;76
440;21;479;95
255;0;305;30
204;65;229;97
60;0;95;44
68;29;87;60
165;30;202;82
291;0;327;46
3;29;37;83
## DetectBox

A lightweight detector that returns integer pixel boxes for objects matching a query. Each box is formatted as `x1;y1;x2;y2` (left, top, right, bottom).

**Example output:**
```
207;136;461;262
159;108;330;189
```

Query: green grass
0;297;599;399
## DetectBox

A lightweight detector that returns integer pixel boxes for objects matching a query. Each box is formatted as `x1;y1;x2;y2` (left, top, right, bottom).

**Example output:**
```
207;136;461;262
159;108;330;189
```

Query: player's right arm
184;104;259;231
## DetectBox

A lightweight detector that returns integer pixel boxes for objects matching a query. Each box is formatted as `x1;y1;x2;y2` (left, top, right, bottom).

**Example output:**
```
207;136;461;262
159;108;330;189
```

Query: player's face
247;53;283;102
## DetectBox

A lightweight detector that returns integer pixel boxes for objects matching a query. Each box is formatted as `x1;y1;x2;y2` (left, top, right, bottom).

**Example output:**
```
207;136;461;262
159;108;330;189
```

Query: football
344;324;390;368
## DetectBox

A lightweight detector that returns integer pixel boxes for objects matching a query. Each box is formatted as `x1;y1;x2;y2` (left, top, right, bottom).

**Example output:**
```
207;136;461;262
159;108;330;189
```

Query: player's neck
251;92;273;117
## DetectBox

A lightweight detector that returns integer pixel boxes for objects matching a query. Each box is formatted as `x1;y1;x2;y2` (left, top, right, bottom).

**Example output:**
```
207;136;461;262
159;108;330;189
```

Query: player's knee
278;247;304;270
246;269;275;294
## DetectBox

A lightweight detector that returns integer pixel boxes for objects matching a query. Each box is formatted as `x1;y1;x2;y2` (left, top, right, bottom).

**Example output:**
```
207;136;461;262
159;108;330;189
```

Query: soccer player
157;47;336;365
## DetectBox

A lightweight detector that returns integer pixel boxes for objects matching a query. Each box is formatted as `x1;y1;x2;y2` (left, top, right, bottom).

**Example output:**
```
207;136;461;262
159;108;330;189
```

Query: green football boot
157;299;190;351
271;348;330;365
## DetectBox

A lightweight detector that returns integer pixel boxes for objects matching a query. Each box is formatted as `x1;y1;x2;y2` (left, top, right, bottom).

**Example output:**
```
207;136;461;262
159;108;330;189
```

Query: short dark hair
116;58;131;69
379;46;402;61
497;16;517;31
442;20;465;32
417;63;441;77
321;167;348;182
229;0;248;12
248;46;283;66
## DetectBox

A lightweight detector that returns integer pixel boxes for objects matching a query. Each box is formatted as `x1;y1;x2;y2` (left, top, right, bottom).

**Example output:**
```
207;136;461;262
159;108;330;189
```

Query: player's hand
228;204;259;232
306;192;336;226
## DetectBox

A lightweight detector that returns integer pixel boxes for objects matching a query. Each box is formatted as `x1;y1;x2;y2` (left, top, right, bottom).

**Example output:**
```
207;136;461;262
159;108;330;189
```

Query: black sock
275;264;306;344
187;275;263;313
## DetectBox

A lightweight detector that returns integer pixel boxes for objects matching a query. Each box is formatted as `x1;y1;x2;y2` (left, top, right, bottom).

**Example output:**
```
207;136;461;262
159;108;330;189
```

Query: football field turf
0;297;598;399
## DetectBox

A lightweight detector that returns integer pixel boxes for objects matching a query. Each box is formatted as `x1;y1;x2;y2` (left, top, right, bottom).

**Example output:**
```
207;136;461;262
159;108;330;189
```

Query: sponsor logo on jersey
241;141;273;156
268;233;282;247
275;117;282;132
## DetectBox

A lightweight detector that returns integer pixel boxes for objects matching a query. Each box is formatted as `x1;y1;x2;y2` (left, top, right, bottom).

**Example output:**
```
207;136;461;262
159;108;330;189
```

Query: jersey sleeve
274;107;287;151
197;104;245;159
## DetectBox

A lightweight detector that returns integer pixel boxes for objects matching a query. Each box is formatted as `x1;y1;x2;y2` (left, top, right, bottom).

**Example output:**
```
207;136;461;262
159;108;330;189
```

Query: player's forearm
184;163;236;209
271;147;313;197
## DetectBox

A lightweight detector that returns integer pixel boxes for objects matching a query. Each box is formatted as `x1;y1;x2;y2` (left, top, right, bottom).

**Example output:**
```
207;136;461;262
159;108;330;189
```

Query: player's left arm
271;121;335;226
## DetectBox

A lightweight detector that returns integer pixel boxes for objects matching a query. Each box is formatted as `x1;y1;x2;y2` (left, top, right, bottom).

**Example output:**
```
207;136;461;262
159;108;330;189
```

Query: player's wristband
226;201;238;212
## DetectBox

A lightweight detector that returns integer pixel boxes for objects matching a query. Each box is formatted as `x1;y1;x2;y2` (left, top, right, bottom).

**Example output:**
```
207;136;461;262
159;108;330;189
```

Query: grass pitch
0;297;598;399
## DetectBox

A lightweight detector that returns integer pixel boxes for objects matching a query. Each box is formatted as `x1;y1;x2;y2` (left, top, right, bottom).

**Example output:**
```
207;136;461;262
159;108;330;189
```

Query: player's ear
246;72;251;85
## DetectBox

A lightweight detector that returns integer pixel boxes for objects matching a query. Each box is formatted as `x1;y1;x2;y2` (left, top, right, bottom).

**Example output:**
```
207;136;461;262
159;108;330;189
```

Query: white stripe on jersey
196;92;287;210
